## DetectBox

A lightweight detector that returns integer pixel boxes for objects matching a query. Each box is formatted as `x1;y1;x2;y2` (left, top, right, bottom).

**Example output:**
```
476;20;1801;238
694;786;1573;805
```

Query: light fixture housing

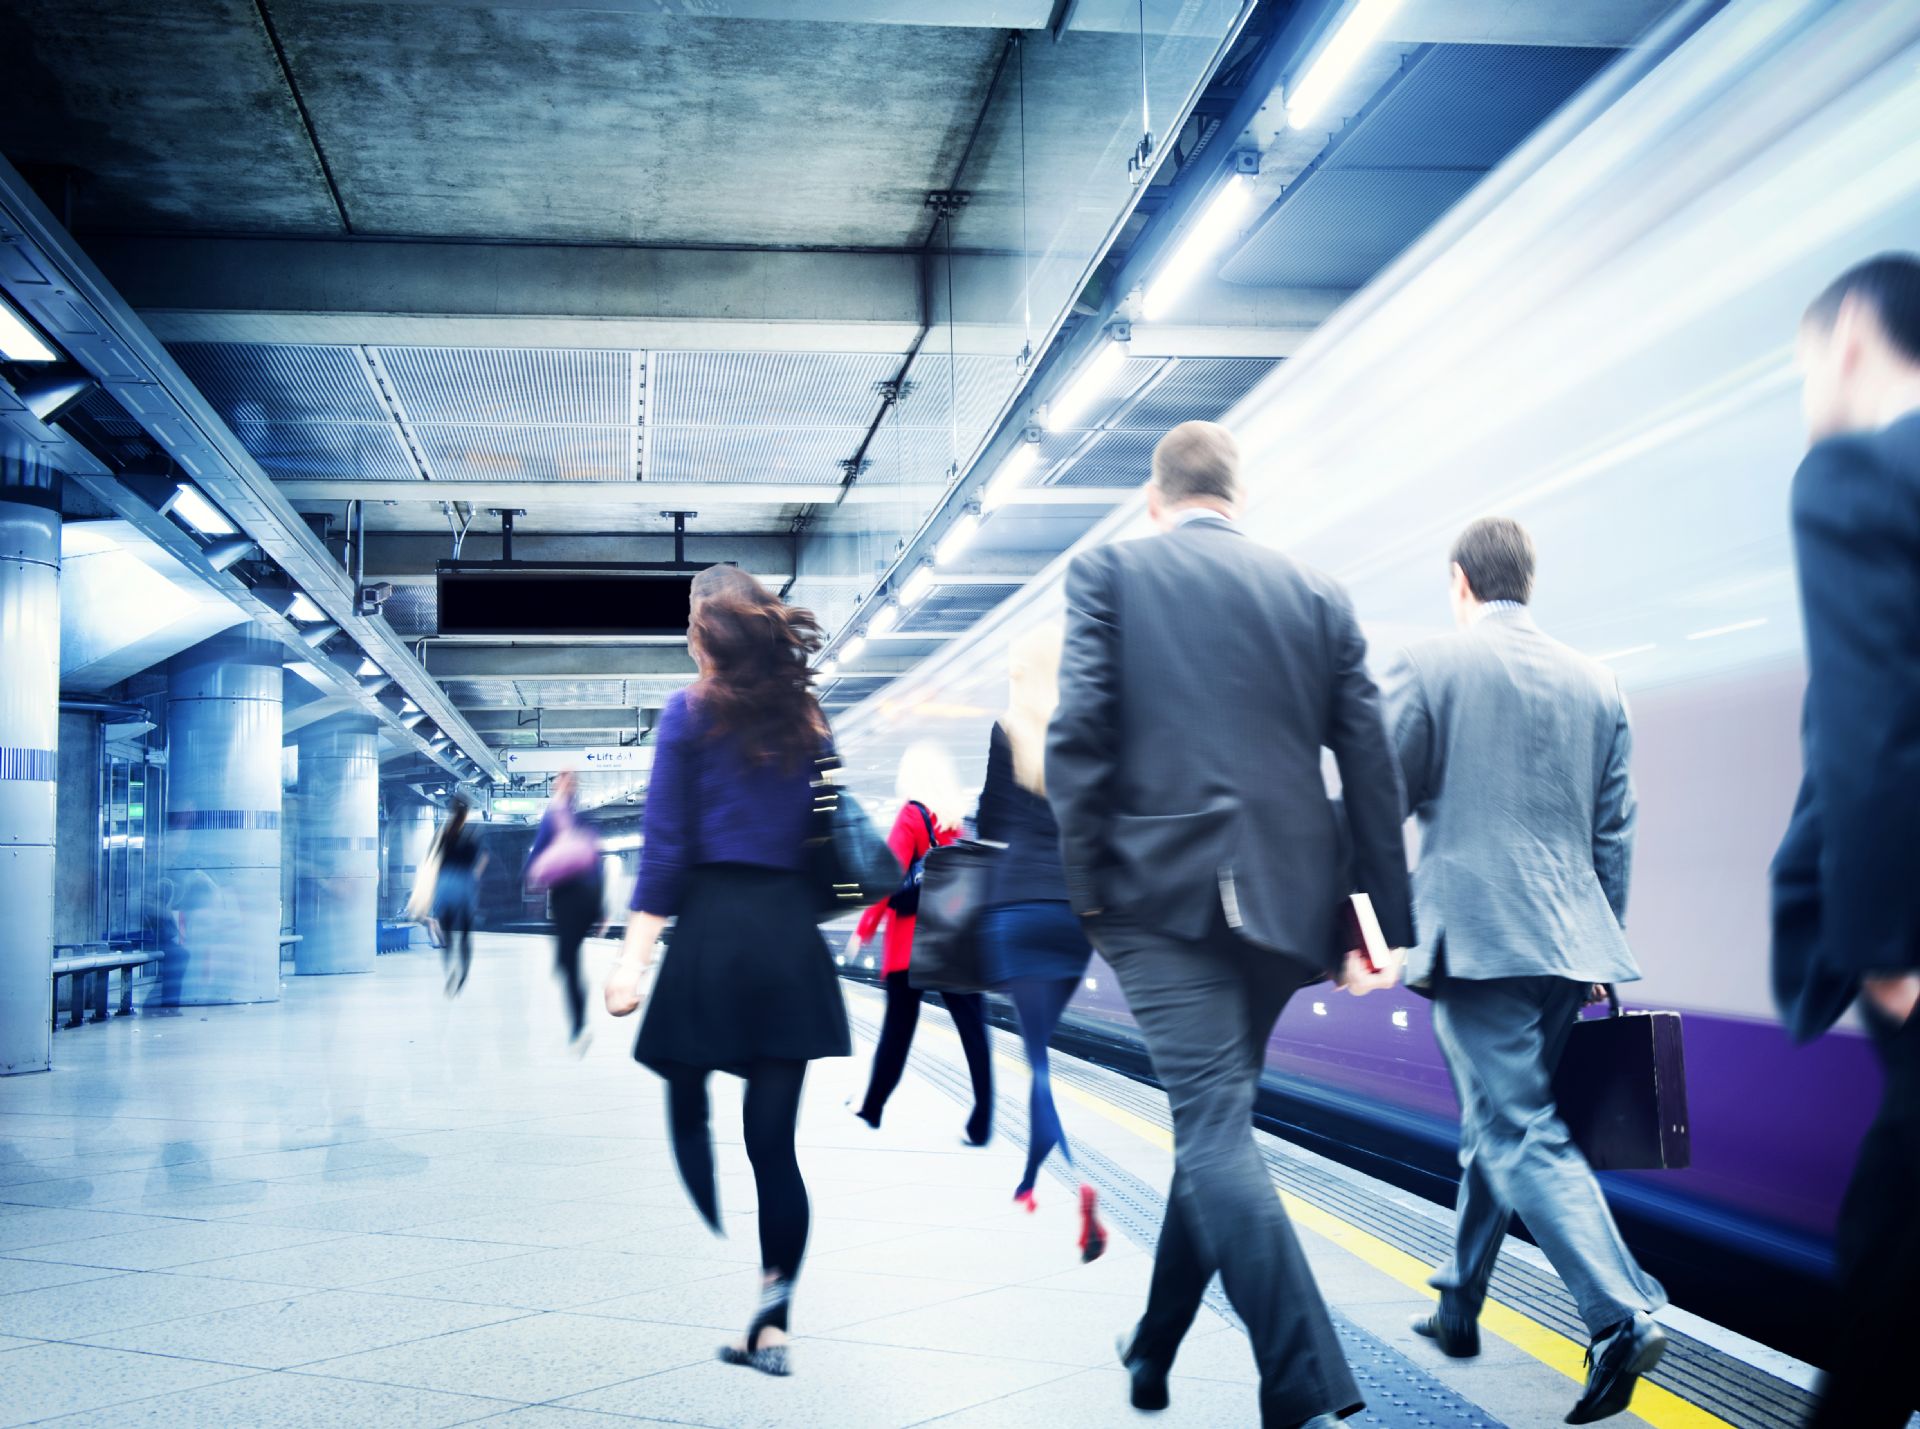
170;484;236;537
201;537;255;573
1141;173;1253;320
900;562;936;607
286;592;327;623
1043;333;1129;432
1286;0;1406;129
936;510;981;566
0;295;59;363
982;441;1041;512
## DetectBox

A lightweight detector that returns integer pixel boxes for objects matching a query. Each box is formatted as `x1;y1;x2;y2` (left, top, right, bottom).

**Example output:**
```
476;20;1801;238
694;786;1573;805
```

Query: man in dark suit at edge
1046;420;1413;1429
1771;253;1920;1428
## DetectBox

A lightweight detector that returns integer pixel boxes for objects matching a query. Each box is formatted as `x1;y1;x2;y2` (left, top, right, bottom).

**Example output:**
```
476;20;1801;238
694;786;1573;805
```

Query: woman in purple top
604;565;848;1379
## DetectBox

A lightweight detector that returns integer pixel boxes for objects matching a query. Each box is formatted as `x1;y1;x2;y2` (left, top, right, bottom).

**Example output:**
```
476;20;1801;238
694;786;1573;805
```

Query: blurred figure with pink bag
524;769;606;1052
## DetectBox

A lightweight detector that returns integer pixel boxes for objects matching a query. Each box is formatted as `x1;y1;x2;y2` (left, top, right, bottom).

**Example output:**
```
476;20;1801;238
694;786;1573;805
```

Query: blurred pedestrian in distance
524;768;606;1054
1381;516;1666;1423
431;799;486;996
602;565;850;1378
144;876;185;1015
1771;253;1920;1429
974;621;1107;1260
1048;418;1412;1429
849;740;995;1146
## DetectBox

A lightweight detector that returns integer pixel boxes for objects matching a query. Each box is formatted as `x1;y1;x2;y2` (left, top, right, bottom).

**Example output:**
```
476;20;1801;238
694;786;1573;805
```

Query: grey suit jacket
1046;515;1413;970
1380;606;1640;988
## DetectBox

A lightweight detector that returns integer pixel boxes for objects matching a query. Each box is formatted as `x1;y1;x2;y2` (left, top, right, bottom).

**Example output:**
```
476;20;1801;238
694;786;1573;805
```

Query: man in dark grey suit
1381;518;1665;1424
1771;254;1920;1428
1048;420;1413;1429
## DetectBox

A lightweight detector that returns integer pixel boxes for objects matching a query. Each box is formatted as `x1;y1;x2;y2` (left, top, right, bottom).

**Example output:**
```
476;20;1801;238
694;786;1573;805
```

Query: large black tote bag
806;763;902;921
1552;989;1691;1171
907;840;1000;994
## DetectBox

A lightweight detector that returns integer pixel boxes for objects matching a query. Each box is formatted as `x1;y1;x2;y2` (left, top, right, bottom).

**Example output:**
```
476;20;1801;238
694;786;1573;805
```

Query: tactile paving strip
1036;1025;1815;1429
848;1000;1507;1429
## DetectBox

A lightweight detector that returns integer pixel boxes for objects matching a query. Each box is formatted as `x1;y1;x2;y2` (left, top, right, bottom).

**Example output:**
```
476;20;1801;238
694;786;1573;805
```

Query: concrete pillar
386;796;435;918
164;629;283;1004
294;715;378;975
0;452;60;1075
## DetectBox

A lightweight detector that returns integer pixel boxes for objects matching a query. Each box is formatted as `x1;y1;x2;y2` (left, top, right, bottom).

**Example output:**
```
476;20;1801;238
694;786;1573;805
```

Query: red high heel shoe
1013;1188;1039;1214
1078;1184;1107;1263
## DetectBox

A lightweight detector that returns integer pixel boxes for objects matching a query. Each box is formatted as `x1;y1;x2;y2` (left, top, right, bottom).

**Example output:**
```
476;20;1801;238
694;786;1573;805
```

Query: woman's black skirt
635;864;852;1076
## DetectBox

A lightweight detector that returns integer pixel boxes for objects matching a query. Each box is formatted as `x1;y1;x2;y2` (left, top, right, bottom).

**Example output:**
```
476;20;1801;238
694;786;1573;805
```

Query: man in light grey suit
1381;517;1666;1426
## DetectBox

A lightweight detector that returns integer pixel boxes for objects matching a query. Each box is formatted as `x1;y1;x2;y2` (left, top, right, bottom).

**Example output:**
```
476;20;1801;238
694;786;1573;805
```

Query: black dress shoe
1116;1329;1170;1411
1411;1303;1480;1358
1567;1312;1666;1424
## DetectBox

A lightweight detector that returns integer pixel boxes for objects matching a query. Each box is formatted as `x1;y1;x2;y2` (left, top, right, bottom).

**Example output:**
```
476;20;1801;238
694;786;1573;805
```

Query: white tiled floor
0;937;1263;1426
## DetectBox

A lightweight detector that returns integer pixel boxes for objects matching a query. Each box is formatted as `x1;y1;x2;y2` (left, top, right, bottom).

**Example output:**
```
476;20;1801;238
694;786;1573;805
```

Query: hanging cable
946;208;960;480
1018;33;1033;368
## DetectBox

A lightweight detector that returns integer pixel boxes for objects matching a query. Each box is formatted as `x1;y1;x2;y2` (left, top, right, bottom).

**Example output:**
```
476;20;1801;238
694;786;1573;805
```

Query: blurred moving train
828;0;1920;1360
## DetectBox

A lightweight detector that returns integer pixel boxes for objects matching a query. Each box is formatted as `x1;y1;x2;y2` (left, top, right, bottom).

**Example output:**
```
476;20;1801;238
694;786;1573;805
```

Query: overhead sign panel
503;747;653;773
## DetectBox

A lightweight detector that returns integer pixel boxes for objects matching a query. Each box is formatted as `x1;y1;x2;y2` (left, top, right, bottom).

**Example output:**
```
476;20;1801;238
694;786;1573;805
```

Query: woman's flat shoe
717;1342;790;1377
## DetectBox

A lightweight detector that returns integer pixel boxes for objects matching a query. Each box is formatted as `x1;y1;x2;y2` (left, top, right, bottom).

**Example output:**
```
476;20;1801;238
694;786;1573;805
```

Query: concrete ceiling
2;0;1679;783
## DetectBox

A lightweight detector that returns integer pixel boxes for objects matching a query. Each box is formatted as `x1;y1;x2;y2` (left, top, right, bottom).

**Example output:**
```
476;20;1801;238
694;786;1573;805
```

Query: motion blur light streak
1595;643;1658;662
1142;174;1253;319
1686;618;1768;640
1287;0;1406;129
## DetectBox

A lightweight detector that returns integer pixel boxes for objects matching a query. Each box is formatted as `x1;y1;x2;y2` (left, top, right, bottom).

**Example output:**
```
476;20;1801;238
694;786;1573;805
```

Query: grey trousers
1094;912;1362;1428
1431;975;1665;1338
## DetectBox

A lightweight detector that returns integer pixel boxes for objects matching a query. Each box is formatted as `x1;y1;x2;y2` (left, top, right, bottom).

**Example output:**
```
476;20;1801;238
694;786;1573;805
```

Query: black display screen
437;569;695;636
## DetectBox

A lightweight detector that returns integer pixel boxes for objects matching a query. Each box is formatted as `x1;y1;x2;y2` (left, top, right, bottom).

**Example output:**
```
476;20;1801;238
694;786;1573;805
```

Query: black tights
439;911;473;991
550;879;600;1038
859;969;993;1143
667;1060;810;1330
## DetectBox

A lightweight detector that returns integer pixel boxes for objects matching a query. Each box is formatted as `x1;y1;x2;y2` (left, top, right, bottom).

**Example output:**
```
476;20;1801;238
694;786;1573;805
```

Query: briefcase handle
1585;984;1624;1018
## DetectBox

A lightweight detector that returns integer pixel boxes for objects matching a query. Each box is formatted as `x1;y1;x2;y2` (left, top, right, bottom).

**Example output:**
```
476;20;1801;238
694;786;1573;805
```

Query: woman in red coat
849;742;995;1144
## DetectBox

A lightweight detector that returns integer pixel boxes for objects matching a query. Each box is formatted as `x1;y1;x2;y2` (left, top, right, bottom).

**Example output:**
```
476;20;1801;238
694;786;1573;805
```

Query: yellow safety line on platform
1036;1065;1734;1429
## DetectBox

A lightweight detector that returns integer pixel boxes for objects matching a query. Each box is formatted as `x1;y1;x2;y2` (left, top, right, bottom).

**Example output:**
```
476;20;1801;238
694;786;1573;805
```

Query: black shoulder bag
886;802;938;917
805;756;903;921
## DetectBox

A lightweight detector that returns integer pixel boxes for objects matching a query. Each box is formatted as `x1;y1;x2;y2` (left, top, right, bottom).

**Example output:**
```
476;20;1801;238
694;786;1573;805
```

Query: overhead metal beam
359;532;796;579
89;236;934;353
293;0;1056;25
275;480;946;506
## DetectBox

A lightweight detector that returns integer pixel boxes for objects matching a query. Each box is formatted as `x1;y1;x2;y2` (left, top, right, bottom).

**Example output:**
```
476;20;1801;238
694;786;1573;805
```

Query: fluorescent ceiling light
401;698;420;714
901;564;936;606
1287;0;1406;129
869;601;899;635
982;443;1040;512
170;484;236;537
817;657;839;679
286;592;327;623
1685;617;1768;641
936;512;980;566
356;657;383;678
401;711;427;728
1043;336;1128;432
841;634;868;664
0;296;58;363
1142;175;1253;320
60;524;120;557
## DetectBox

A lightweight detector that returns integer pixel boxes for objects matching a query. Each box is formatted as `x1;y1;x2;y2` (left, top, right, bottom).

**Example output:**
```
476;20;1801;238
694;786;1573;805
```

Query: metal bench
50;947;161;1029
377;921;418;954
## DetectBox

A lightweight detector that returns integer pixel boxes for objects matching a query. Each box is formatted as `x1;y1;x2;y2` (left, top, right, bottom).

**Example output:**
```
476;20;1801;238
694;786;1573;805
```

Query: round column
0;452;60;1075
386;797;435;918
294;715;378;975
165;629;283;1004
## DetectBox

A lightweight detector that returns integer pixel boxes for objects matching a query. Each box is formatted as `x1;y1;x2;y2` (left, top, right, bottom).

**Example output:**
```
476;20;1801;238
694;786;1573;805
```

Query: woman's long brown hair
686;565;828;771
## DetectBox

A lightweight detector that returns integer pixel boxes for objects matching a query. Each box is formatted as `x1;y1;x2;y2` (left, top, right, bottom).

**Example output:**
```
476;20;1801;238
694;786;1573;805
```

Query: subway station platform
0;938;1823;1428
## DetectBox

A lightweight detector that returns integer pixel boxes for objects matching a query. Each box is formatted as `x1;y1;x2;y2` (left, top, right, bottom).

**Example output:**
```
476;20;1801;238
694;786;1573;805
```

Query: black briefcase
1552;991;1691;1171
906;840;1000;994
